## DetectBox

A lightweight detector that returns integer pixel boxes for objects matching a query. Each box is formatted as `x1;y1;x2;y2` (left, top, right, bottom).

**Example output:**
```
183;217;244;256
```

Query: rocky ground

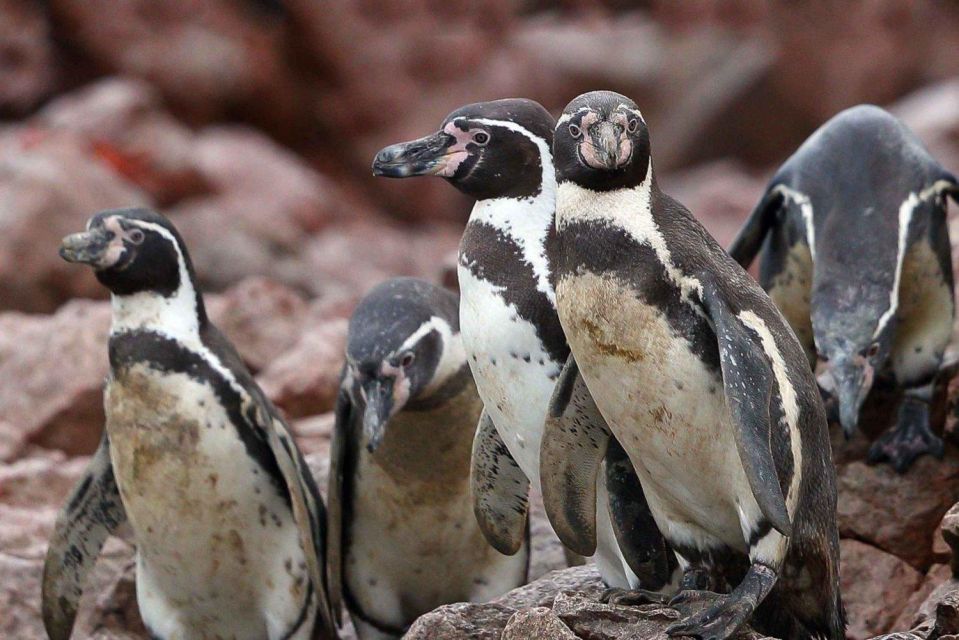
3;2;959;639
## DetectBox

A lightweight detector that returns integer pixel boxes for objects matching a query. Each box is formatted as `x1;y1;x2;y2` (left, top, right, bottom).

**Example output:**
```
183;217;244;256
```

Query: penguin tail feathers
728;184;784;268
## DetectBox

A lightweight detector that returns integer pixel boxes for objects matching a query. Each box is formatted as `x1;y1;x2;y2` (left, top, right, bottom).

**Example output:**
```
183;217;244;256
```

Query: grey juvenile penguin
43;208;337;640
327;277;528;640
372;99;676;595
729;104;959;472
542;91;844;640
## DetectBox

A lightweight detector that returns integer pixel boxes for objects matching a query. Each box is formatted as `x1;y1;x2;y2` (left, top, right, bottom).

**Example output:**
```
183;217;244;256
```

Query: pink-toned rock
257;318;348;419
0;300;110;455
893;78;959;178
0;0;58;116
207;276;309;374
0;420;26;462
501;607;577;639
295;412;334;459
0;451;91;509
47;0;314;136
837;450;959;571
37;77;208;206
893;563;954;632
299;221;461;301
840;539;924;639
0;127;152;312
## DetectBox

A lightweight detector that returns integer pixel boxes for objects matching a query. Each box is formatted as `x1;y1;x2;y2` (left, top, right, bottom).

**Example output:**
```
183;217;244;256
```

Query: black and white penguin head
372;98;554;200
343;278;465;453
554;91;651;192
60;207;206;334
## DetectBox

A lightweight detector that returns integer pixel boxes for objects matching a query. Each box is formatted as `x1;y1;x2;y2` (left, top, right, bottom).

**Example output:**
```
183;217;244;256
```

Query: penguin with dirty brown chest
327;277;528;639
43;207;337;640
729;104;959;473
542;91;845;640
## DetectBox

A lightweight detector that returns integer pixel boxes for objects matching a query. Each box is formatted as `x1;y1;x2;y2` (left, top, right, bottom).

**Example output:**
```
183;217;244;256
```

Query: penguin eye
128;229;145;245
627;119;639;133
472;131;490;146
400;352;415;368
866;343;880;358
568;124;582;139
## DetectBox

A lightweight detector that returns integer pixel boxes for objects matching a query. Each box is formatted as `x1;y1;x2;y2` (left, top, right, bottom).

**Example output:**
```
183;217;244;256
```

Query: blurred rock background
2;1;959;638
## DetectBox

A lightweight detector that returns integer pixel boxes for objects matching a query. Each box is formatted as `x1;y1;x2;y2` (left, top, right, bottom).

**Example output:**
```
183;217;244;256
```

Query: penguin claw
666;594;752;640
867;423;944;473
600;587;670;606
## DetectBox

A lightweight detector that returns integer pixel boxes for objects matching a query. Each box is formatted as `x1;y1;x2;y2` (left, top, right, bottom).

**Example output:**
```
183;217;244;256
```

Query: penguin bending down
729;105;959;473
372;99;676;595
327;277;528;639
542;91;844;640
42;208;337;640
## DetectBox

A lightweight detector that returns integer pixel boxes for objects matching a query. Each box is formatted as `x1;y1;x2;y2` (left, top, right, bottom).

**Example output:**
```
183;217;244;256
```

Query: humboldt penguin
43;207;337;640
372;99;676;595
327;277;528;639
542;91;844;640
729;104;959;472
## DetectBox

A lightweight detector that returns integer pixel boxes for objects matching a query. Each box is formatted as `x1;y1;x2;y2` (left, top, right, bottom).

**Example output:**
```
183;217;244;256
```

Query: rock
893;563;953;632
405;601;517;640
892;78;959;175
207;276;309;374
170;126;362;292
940;502;959;576
0;300;110;455
0;452;91;510
0;0;58;116
299;221;461;301
840;539;924;639
37;77;209;206
0;127;152;312
494;565;604;611
837;450;959;570
257;318;348;419
501;607;577;639
47;0;315;137
0;420;26;462
295;412;334;459
527;486;574;583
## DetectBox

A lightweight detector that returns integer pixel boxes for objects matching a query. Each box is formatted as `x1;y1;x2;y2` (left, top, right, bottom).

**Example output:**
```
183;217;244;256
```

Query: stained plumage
327;278;527;640
43;207;336;640
544;91;844;640
729;104;959;472
373;99;676;593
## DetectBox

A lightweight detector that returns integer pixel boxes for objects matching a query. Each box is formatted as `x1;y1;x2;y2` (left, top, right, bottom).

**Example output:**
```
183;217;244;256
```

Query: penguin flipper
727;184;784;268
540;354;611;557
701;278;792;538
260;405;339;639
604;439;674;590
470;409;530;556
326;387;351;626
42;433;126;640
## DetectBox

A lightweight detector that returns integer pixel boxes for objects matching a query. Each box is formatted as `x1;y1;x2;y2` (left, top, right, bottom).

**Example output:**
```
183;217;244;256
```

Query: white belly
106;365;312;640
458;266;561;485
557;273;762;554
346;445;526;627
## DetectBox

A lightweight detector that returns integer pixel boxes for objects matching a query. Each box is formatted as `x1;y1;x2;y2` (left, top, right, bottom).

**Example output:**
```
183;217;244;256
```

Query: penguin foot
666;593;752;640
867;396;943;473
600;587;669;606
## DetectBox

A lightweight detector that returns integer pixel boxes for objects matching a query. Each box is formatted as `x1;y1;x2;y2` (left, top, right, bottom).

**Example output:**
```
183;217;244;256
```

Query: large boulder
0;128;152;312
840;539;924;639
0;0;58;116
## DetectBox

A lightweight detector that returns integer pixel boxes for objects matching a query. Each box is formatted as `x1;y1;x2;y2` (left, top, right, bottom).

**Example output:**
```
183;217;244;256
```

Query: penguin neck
465;151;557;302
555;160;656;232
110;275;207;345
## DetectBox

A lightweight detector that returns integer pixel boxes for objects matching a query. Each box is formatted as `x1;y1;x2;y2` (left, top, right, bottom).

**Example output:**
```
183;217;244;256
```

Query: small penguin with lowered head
327;277;529;640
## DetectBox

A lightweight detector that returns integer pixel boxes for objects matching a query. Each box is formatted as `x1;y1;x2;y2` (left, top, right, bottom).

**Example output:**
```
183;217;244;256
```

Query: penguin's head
813;279;896;438
372;98;554;200
554;91;651;191
343;278;465;453
60;207;196;299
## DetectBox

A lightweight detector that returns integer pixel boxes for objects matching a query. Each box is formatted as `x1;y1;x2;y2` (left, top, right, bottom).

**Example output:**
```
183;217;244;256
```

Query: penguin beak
583;121;629;171
372;131;457;178
361;378;394;454
833;358;874;439
59;228;111;266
